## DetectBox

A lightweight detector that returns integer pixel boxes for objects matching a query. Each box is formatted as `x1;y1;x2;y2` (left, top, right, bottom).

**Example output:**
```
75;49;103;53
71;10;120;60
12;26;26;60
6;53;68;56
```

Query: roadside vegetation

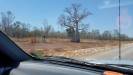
0;4;133;58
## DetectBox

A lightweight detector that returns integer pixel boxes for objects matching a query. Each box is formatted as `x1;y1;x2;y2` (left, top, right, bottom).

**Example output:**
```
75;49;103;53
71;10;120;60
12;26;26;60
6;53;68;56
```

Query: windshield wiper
34;56;133;74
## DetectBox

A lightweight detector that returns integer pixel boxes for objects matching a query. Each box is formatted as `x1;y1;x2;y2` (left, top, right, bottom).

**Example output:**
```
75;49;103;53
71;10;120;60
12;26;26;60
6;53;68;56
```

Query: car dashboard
10;61;103;75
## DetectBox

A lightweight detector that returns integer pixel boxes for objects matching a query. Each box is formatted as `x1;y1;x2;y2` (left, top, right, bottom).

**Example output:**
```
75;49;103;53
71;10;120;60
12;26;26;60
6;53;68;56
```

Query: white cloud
99;1;133;9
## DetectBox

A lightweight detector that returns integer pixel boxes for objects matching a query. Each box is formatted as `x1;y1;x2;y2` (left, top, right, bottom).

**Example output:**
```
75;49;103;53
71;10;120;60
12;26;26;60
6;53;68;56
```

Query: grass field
11;37;133;58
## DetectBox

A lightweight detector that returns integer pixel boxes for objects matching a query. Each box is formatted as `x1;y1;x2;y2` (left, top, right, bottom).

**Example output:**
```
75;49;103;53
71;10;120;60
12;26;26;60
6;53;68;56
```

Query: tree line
0;4;132;42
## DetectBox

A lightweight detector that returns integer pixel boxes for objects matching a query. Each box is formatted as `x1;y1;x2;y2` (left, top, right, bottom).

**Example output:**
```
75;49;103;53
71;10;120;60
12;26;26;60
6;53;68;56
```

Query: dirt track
84;43;133;60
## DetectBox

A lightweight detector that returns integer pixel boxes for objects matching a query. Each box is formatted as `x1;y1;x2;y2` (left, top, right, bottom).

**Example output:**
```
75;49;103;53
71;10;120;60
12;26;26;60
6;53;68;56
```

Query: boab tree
58;4;92;43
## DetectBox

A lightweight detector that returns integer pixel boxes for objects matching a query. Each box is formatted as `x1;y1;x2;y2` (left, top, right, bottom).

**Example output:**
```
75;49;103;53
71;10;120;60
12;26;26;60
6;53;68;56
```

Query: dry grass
11;37;133;58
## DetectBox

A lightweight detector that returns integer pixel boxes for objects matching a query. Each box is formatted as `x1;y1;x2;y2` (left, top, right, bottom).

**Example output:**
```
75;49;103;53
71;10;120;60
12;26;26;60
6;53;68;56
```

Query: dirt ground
11;38;133;58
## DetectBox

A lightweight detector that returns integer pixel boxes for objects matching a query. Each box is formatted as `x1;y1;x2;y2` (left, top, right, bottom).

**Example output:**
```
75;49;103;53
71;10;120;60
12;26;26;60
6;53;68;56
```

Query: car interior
0;31;30;75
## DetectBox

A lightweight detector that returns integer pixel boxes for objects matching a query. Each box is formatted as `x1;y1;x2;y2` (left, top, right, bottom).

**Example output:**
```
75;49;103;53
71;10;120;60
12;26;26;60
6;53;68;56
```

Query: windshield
0;0;133;62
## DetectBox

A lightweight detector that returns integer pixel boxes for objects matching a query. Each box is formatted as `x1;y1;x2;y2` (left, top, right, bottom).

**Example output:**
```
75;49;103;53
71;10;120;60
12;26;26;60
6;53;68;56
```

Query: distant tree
112;29;130;41
42;20;51;42
80;29;88;39
66;27;75;40
120;34;129;41
12;21;21;38
102;30;112;40
91;30;100;39
0;11;15;36
58;3;92;43
12;21;30;38
112;29;119;40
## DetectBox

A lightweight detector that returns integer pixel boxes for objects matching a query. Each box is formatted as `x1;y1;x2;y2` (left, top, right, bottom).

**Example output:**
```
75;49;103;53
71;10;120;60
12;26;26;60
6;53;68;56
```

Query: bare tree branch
58;3;92;42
